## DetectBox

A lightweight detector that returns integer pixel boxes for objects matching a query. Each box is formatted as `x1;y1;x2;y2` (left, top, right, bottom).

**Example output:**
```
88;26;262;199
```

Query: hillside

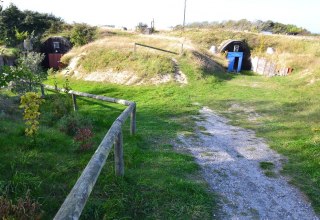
59;30;188;85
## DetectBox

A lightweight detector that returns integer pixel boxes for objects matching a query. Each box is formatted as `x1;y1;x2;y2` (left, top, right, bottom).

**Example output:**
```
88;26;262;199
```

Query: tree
0;3;64;47
1;52;46;94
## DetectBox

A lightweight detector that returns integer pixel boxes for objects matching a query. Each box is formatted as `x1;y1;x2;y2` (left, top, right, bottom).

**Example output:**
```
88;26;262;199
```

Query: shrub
58;112;92;136
2;52;46;95
19;92;44;138
70;23;97;46
52;94;73;120
74;127;94;151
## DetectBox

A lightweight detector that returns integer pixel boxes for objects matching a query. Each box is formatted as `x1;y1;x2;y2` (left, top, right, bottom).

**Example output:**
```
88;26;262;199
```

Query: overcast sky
2;0;320;33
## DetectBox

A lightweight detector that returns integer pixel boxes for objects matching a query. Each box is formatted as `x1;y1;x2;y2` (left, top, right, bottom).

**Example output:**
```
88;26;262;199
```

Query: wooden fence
134;42;178;55
251;56;293;77
40;84;136;220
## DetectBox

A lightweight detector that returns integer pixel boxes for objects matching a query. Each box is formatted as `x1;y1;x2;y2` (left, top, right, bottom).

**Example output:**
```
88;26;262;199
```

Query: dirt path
177;107;318;219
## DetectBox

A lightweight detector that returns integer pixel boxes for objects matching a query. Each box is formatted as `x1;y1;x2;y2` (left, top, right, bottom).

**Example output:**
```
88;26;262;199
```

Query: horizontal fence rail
41;84;136;220
134;42;178;55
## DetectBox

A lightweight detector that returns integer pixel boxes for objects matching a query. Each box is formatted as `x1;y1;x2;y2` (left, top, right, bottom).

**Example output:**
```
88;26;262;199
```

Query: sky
2;0;320;33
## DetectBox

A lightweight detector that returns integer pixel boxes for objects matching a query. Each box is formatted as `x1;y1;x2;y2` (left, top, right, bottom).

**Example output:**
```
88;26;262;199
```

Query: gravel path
178;107;318;219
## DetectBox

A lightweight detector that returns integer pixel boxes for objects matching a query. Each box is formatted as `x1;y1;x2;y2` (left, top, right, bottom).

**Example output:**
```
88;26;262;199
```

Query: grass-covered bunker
41;36;72;69
219;40;252;71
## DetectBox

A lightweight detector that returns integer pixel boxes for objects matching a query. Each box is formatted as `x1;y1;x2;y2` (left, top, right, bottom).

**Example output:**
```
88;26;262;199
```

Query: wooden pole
40;84;45;98
130;104;136;135
72;94;78;111
134;43;136;53
114;130;124;176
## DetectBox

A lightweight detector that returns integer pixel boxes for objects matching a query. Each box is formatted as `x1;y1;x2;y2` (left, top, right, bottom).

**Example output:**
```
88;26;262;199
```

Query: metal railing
40;84;136;220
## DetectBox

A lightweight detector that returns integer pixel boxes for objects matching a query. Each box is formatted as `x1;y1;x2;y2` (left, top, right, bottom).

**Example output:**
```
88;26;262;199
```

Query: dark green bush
70;23;97;46
58;112;92;136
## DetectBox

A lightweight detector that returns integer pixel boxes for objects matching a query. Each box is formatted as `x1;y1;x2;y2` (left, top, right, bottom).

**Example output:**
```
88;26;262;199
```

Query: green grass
80;48;175;77
259;162;275;170
177;61;320;212
2;28;320;217
0;76;216;219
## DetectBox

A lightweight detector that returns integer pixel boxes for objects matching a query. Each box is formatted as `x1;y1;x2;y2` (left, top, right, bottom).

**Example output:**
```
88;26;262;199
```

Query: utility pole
181;0;187;55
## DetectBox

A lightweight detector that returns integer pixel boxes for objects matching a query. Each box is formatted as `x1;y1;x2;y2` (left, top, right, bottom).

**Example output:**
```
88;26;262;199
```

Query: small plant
19;92;44;140
58;112;92;136
74;127;94;151
0;191;42;219
63;77;71;93
46;94;73;121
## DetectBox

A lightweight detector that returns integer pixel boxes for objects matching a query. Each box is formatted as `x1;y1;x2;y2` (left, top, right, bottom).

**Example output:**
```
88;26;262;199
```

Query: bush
58;112;92;136
70;23;97;46
52;94;73;120
19;92;44;138
74;127;94;151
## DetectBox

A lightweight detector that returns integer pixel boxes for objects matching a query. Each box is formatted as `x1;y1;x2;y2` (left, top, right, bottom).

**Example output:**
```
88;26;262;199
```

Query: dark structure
219;40;252;70
40;37;72;69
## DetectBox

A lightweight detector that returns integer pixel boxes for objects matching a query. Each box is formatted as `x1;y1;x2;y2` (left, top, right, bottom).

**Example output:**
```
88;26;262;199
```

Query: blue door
227;52;243;73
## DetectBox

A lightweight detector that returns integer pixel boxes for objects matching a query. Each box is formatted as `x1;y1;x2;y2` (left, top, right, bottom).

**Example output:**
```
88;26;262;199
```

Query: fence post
130;104;136;135
40;84;45;98
114;130;124;176
72;94;78;111
134;43;136;53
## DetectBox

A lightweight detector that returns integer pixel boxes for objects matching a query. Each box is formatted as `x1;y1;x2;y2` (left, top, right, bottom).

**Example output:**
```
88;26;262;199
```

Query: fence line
251;56;293;77
134;42;178;55
40;84;136;220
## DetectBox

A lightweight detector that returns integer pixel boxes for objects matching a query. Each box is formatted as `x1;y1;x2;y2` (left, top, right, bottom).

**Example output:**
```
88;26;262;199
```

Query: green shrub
58;112;92;136
19;92;44;138
70;23;97;46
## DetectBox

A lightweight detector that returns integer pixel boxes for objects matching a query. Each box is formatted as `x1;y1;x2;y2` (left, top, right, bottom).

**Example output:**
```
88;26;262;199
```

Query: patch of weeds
236;154;244;158
200;131;214;136
264;171;278;178
179;131;198;138
213;169;228;178
260;161;275;170
260;162;277;178
198;126;207;131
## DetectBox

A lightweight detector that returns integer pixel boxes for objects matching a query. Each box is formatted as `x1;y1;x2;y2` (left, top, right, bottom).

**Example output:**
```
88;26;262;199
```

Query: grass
0;76;216;219
2;28;320;217
259;162;275;170
80;48;175;77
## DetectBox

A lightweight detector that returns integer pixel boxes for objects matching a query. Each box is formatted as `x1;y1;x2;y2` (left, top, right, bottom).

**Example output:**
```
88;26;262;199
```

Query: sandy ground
177;106;319;219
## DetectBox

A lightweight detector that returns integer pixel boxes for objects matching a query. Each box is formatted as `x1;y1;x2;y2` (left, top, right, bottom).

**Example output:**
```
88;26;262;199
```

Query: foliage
19;92;44;138
185;19;311;35
135;22;149;33
44;94;73;122
74;127;94;151
58;112;92;136
0;192;42;219
14;27;28;42
70;23;97;46
9;52;45;94
0;3;64;47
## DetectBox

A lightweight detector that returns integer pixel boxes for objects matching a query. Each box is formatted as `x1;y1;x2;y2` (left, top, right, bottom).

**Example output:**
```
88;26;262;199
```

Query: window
234;45;240;52
53;42;60;49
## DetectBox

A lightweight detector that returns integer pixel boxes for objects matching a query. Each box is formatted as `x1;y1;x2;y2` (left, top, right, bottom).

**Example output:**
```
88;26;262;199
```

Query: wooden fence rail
134;42;178;55
40;84;136;220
